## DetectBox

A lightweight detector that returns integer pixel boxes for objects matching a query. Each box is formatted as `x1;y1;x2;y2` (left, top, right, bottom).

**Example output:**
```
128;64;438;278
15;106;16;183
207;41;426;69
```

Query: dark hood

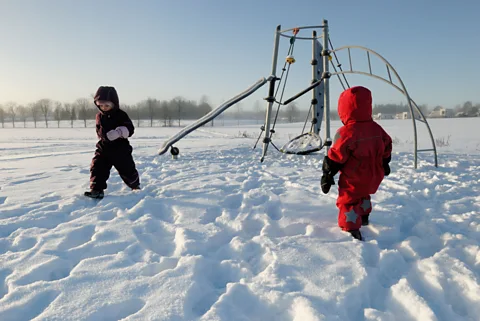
94;86;120;113
337;86;373;125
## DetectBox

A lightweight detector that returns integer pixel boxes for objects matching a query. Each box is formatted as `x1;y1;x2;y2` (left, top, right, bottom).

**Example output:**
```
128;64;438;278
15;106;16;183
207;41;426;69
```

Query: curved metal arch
329;45;438;168
279;26;325;40
279;34;322;41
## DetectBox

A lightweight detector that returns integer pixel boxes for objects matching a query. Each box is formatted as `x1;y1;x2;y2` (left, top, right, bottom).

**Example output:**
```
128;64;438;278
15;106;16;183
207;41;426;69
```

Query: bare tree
218;99;225;126
18;105;28;127
472;104;479;117
145;98;157;127
54;101;63;127
134;103;141;127
462;101;473;113
418;104;429;115
198;95;214;127
60;104;70;121
463;101;479;117
0;105;5;128
253;100;263;124
286;102;299;123
159;101;169;127
6;102;17;128
30;103;40;128
175;98;183;127
64;103;76;128
76;98;91;128
235;102;243;126
37;99;51;128
120;104;131;114
0;106;5;128
218;111;225;126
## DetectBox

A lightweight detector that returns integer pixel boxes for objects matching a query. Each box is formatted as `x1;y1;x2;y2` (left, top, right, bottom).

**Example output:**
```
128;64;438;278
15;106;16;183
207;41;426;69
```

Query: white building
429;107;454;118
395;112;409;120
373;113;394;120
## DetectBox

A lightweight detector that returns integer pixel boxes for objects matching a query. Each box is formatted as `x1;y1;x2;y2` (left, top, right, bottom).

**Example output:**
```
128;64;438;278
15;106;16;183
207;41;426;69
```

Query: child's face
96;100;114;112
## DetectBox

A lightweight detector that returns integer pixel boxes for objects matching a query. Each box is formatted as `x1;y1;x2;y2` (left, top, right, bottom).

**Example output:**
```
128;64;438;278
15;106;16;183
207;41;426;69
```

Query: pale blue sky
0;0;478;110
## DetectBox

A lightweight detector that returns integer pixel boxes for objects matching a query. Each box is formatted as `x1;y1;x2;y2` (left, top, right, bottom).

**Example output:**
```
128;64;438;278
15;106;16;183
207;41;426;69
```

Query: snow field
0;119;479;320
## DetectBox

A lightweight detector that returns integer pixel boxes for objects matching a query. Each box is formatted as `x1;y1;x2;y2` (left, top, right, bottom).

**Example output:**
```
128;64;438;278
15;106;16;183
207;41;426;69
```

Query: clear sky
0;0;478;110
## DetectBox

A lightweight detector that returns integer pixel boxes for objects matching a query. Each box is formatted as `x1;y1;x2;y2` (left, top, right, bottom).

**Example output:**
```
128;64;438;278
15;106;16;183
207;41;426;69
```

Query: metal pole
312;31;318;134
312;31;321;135
322;19;331;152
406;95;419;169
261;25;281;162
314;36;325;136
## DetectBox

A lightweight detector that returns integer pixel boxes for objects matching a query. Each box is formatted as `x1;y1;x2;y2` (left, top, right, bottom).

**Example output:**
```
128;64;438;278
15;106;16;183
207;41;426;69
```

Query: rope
301;104;313;135
328;38;350;90
271;39;296;127
270;140;281;152
271;62;292;132
252;36;296;150
253;125;265;149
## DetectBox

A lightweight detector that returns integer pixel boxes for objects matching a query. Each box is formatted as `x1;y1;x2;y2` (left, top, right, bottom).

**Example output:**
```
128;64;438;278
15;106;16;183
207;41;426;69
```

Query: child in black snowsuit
84;86;140;199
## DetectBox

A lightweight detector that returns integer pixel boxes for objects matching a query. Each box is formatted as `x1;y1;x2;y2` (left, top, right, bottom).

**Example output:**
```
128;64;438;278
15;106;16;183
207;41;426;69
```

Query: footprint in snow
0;290;60;321
56;225;96;251
200;206;222;224
133;217;175;257
14;257;74;286
0;269;12;300
85;298;145;321
141;257;179;277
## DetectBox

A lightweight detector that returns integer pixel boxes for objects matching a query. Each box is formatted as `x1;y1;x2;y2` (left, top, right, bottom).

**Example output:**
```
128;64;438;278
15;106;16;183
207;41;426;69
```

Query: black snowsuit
89;86;140;191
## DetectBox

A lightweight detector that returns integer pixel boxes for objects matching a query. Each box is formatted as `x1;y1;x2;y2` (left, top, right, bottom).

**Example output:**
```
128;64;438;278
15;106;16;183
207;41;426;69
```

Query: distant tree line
0;97;309;128
373;101;480;117
0;97;478;128
0;96;215;128
452;101;480;117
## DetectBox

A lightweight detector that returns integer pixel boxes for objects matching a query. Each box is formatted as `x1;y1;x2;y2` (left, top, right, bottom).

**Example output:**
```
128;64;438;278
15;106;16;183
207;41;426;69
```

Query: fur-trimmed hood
94;86;120;113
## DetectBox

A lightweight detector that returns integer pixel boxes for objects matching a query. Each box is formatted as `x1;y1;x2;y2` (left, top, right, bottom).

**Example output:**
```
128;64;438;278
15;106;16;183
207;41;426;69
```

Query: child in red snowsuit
321;86;392;240
84;86;140;199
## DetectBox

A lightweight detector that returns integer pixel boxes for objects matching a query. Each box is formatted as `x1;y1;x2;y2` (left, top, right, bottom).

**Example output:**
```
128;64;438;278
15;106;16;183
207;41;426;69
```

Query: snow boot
131;185;141;190
349;230;363;241
84;189;104;199
362;214;369;226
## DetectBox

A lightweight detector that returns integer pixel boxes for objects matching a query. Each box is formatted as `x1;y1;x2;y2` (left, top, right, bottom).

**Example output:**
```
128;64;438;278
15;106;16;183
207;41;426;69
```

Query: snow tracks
0;146;479;320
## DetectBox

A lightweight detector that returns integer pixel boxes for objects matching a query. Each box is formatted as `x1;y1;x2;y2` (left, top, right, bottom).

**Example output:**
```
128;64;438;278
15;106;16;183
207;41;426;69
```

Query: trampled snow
0;118;479;320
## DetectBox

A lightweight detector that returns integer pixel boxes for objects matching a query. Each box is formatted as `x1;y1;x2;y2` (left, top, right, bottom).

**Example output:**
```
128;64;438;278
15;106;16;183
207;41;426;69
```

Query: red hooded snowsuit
327;86;392;231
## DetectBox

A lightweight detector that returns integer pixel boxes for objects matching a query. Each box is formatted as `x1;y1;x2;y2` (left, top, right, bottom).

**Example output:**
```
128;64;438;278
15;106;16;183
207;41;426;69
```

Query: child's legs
337;202;362;231
90;147;112;190
113;145;140;189
358;195;372;216
336;195;372;231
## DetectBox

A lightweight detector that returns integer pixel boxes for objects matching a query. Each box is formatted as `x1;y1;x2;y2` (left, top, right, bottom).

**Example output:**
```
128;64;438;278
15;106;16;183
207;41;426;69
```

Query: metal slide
158;77;269;156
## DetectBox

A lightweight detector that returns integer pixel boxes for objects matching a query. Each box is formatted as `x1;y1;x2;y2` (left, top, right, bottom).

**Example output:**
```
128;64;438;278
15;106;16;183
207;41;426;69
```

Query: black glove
321;156;342;194
383;163;391;176
383;156;391;176
321;174;335;194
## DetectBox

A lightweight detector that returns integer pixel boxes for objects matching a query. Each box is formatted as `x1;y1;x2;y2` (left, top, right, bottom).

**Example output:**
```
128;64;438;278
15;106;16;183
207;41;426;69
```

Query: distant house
395;112;409;120
373;113;391;120
455;110;480;118
428;107;454;118
373;113;394;120
429;108;445;118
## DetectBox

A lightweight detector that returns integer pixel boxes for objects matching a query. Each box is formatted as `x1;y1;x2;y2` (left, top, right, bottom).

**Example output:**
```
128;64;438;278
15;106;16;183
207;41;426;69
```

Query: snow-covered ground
0;118;479;320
